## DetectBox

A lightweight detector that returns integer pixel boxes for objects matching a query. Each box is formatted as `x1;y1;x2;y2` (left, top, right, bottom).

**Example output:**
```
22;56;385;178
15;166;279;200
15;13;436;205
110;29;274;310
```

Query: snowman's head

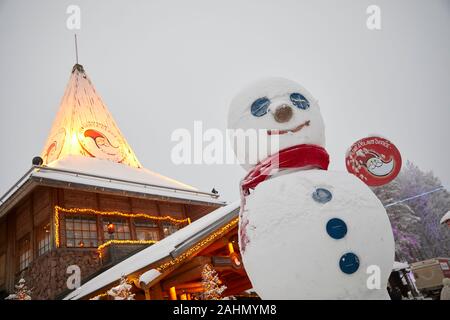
228;77;325;170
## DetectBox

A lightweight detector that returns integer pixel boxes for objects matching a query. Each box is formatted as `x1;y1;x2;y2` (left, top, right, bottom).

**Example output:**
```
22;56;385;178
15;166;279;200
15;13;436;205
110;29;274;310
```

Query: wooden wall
0;186;54;293
58;188;215;220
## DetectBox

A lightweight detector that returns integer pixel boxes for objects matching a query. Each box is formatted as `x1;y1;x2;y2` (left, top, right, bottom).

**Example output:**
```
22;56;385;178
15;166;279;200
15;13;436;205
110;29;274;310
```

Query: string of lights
156;217;239;273
97;239;158;257
54;206;189;247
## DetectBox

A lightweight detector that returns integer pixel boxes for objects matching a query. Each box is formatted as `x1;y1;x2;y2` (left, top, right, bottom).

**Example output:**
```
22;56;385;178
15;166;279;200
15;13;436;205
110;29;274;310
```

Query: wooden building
64;202;253;300
0;64;237;299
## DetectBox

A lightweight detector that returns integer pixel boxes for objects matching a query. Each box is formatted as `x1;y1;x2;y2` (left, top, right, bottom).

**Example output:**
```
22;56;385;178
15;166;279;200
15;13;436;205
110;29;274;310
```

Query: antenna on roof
74;34;79;64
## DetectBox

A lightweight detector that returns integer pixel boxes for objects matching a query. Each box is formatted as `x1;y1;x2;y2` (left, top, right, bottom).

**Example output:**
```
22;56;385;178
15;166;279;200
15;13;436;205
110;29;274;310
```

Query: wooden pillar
95;193;104;244
228;242;235;254
128;197;137;240
169;286;177;300
50;188;59;250
150;282;164;300
155;202;165;239
144;288;151;300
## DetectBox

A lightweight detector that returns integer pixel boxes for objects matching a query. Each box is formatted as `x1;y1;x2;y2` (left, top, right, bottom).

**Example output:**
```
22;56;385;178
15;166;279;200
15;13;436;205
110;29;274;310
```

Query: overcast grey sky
0;0;449;203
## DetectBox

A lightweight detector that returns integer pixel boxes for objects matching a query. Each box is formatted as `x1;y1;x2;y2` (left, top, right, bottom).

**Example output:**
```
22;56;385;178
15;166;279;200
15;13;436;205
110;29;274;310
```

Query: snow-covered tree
397;161;450;260
106;275;135;300
5;278;32;300
373;161;450;262
200;264;226;300
372;178;421;262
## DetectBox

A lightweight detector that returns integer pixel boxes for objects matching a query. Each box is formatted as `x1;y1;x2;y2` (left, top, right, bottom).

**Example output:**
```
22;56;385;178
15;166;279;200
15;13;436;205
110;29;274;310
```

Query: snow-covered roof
440;211;450;224
64;201;240;300
47;155;197;191
0;155;224;217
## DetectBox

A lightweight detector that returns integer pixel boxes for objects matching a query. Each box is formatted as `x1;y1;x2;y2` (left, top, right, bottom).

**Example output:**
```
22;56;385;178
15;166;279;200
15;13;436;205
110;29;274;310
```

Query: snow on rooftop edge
31;169;224;205
47;155;197;191
139;269;162;286
63;200;240;300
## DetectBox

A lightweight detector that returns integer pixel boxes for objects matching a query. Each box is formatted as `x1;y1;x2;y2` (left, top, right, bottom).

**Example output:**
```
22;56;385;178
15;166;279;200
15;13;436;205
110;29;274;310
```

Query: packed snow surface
240;170;395;299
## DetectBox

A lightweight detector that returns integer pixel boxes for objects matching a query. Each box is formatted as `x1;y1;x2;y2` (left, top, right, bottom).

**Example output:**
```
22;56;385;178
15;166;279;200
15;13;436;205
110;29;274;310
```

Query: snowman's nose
273;104;293;123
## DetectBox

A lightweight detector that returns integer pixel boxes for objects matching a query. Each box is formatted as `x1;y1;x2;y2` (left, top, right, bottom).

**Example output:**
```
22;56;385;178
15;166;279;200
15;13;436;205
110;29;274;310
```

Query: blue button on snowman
313;188;360;275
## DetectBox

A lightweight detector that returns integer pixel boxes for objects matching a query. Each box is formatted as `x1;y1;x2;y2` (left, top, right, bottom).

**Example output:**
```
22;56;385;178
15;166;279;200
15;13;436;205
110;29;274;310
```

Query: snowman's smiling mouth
267;120;310;136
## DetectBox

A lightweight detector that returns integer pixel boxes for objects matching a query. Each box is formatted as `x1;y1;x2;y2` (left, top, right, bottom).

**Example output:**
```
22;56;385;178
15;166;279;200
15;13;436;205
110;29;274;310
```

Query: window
37;222;51;256
135;220;160;241
103;218;131;240
17;236;31;271
65;216;98;248
162;222;179;237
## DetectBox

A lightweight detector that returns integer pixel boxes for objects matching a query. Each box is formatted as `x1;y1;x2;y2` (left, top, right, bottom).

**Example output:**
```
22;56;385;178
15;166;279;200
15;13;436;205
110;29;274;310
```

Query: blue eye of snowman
312;188;332;203
251;97;271;117
290;93;310;110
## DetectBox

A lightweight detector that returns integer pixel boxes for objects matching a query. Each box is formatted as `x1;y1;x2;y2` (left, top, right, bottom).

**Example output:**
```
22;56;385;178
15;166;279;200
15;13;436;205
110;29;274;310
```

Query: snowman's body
228;77;395;299
241;169;394;299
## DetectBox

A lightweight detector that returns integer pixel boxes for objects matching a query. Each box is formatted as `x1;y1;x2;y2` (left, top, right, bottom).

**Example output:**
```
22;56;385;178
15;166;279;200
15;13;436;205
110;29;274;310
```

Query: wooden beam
162;264;204;291
167;256;211;279
200;237;229;255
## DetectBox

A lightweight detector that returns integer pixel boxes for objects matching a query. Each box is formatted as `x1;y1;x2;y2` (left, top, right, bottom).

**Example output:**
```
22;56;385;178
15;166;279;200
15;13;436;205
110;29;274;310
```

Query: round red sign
345;136;402;186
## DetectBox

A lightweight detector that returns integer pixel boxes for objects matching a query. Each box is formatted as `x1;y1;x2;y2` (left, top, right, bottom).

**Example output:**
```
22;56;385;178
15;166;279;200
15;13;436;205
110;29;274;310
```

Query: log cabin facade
0;170;223;299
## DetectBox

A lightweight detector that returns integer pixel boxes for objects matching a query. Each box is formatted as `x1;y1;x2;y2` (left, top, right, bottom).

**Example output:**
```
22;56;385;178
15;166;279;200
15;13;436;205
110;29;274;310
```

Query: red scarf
241;144;330;196
238;144;329;252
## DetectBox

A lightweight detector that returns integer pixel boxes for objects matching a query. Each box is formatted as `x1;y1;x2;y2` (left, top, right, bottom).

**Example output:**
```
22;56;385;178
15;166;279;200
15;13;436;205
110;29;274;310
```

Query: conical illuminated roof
41;64;142;168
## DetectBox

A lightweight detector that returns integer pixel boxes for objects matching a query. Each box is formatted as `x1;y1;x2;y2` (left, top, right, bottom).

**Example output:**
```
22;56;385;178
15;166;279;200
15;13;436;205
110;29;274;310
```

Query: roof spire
74;34;79;64
41;64;142;168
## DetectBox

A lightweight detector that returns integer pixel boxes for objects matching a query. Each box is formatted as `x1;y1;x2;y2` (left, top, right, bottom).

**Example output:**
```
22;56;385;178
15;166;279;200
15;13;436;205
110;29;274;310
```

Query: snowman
228;77;395;299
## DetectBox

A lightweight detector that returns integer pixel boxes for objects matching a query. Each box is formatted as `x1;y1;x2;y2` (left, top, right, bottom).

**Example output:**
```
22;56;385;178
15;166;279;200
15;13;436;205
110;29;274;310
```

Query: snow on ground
64;200;240;300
